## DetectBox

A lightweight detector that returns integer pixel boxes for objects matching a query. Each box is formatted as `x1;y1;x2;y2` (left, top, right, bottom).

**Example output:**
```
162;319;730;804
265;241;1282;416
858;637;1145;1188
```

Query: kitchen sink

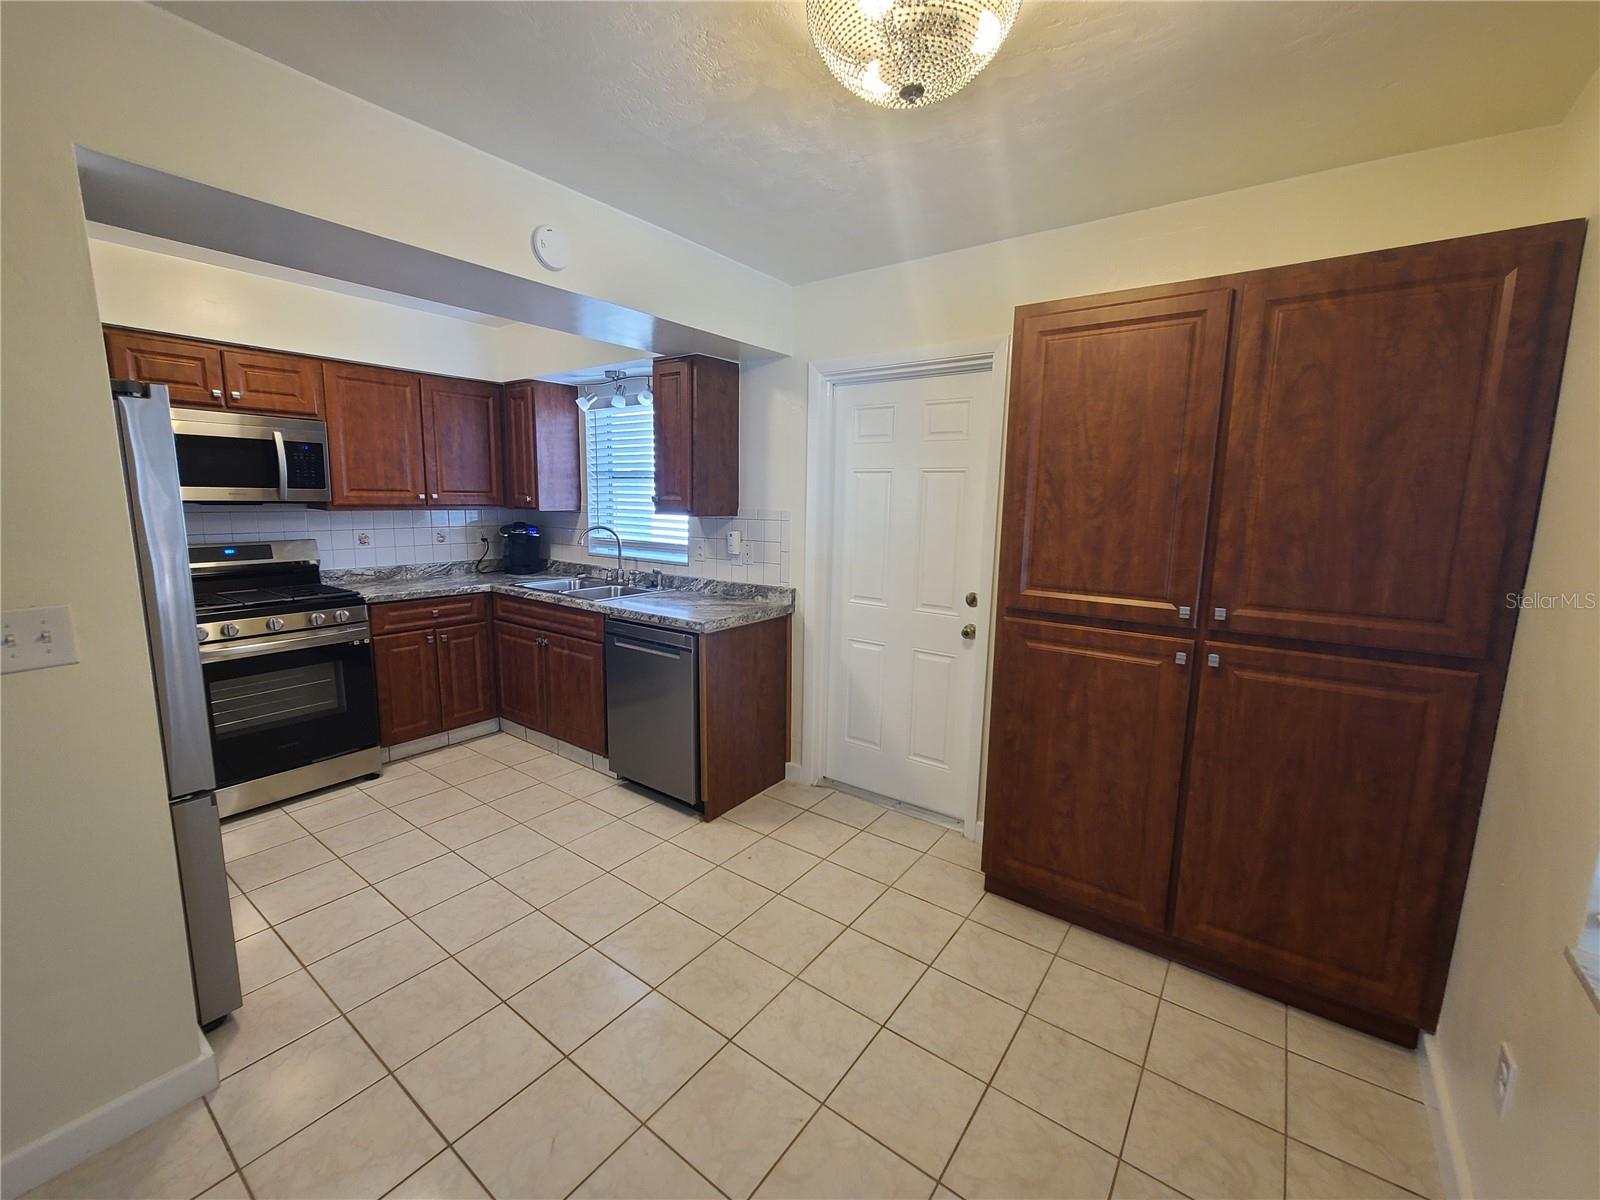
516;576;585;592
567;584;658;599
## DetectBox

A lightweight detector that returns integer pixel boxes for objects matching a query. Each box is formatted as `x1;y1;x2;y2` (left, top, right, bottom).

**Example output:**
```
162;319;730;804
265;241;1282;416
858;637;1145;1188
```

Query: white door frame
800;338;1011;832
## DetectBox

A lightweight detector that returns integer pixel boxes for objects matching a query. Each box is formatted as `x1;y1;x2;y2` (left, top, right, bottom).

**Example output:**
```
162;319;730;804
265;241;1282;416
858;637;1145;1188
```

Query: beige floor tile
968;893;1070;953
282;783;366;815
309;921;446;1010
928;830;982;871
528;800;617;845
887;970;1023;1082
461;766;547;803
586;782;656;818
672;818;764;863
994;1015;1141;1152
893;857;986;916
667;867;774;933
651;1045;818;1200
661;939;791;1036
246;859;368;925
1287;1010;1423;1100
1286;1139;1418;1199
455;823;557;877
363;771;450;808
729;895;845;974
813;790;886;828
196;1171;251;1199
230;893;268;940
242;1078;441;1199
551;764;616;798
1110;1163;1188;1199
1147;1003;1286;1130
457;1061;637;1199
514;751;585;783
735;979;878;1099
1287;1056;1439;1198
498;845;603;906
1031;957;1158;1063
544;874;656;942
724;837;821;892
573;1128;719;1199
209;1019;385;1164
723;792;805;835
829;1030;984;1177
510;947;649;1052
412;880;534;952
784;861;887;925
865;809;947;853
376;854;490;915
800;928;925;1022
1058;927;1170;996
388;1150;489;1200
598;904;720;984
574;992;726;1117
426;805;517;850
943;1088;1118;1200
427;752;506;786
347;958;496;1067
340;828;449;884
208;970;338;1078
314;810;411;856
771;811;858;858
932;922;1051;1008
25;1100;233;1200
396;1005;560;1139
626;798;704;840
569;819;662;869
1122;1074;1284;1200
756;1108;935;1200
763;781;836;810
829;831;922;884
409;744;478;771
456;910;586;997
222;813;304;862
491;782;575;823
275;888;403;963
229;836;334;892
236;929;300;994
1164;966;1287;1046
469;732;544;766
855;889;964;963
612;841;715;899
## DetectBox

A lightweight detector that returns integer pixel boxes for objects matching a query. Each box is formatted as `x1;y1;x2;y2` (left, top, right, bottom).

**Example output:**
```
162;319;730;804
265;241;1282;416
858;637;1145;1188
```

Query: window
584;405;689;562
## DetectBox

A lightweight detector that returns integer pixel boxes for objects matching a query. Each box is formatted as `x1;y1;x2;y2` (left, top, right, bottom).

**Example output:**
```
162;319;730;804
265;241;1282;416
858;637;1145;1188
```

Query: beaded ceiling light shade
807;0;1021;109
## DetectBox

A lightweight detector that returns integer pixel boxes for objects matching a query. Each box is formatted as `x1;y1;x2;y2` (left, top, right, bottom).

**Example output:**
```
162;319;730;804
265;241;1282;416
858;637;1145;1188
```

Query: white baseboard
784;761;809;783
1;1029;217;1199
973;820;984;845
1419;1032;1474;1200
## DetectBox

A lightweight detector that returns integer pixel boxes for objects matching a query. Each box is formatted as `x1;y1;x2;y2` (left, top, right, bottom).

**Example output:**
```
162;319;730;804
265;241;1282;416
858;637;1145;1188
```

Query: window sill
587;544;688;566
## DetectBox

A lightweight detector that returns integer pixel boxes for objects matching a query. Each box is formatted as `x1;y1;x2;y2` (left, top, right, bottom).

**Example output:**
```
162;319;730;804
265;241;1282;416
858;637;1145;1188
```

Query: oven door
198;626;379;790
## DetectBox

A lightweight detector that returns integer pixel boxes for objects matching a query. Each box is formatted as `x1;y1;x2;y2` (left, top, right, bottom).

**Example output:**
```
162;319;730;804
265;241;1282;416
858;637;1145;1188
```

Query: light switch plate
2;606;80;674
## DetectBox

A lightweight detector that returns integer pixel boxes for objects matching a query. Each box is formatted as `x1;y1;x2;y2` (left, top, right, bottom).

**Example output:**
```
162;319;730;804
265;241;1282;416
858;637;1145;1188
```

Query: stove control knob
309;612;328;627
334;609;352;624
265;617;286;632
221;623;240;639
196;626;209;643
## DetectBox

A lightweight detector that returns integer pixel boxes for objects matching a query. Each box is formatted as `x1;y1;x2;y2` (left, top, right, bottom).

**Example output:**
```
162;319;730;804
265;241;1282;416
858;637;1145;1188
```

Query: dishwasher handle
610;636;684;660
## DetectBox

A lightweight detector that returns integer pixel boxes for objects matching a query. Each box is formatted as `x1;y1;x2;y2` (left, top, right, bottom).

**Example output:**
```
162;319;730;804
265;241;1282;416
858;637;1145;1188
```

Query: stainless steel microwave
170;407;331;503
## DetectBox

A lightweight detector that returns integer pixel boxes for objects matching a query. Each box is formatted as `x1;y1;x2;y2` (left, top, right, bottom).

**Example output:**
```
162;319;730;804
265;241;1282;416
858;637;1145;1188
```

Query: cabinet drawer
370;594;488;634
493;595;604;642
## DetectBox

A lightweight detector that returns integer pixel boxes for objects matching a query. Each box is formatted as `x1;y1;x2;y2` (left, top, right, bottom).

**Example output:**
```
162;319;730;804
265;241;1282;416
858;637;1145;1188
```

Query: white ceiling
160;1;1599;284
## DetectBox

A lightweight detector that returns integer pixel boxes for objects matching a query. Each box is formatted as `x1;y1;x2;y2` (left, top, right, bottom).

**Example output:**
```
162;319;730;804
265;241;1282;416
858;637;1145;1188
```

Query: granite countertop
325;564;794;635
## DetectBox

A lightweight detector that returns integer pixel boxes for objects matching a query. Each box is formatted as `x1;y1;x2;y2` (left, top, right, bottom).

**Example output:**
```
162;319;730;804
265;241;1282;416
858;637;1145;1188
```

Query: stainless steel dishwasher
604;619;699;806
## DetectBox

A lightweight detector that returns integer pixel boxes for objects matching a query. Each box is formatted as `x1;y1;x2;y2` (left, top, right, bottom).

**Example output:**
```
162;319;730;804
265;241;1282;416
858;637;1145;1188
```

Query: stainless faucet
581;525;625;582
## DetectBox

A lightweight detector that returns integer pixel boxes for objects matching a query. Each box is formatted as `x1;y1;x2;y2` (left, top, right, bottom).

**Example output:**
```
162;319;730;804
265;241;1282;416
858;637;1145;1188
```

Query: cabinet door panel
374;630;442;746
422;377;501;506
983;619;1192;931
503;382;537;507
1173;644;1477;1021
1210;224;1585;656
324;363;427;507
651;358;693;513
222;349;323;417
495;622;547;732
544;631;606;754
105;330;224;407
532;382;582;511
437;621;496;730
999;288;1231;628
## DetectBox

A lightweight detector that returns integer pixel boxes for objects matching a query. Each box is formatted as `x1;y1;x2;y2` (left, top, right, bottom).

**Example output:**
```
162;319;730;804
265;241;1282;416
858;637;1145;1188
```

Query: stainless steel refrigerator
115;381;242;1028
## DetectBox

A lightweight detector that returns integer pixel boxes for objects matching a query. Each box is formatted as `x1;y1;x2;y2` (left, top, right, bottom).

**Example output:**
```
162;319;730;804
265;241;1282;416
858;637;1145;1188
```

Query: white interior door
825;365;1001;824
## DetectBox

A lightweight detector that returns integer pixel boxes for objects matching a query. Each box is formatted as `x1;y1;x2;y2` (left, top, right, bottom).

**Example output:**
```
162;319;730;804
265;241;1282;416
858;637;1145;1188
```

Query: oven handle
273;430;291;502
199;623;371;663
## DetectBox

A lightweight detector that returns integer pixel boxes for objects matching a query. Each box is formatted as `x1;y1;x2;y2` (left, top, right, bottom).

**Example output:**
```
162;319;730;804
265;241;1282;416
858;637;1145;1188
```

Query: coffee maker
499;522;544;574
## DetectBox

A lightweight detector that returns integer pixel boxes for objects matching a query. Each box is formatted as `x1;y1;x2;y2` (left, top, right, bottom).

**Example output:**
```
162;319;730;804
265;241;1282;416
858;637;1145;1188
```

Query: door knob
964;592;978;608
960;624;976;640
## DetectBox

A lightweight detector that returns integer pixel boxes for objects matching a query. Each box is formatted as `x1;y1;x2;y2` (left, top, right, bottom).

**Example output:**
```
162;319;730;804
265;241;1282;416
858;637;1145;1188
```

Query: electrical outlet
726;529;742;557
695;540;707;562
434;531;448;544
1494;1043;1516;1117
355;531;372;546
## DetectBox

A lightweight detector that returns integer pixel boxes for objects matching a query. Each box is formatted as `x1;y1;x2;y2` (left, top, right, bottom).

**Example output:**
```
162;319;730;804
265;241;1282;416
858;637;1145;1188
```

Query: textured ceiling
160;1;1599;284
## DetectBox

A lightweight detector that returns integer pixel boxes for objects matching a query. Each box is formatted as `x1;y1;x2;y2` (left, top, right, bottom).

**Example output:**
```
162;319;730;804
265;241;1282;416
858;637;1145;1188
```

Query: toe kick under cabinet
982;220;1587;1042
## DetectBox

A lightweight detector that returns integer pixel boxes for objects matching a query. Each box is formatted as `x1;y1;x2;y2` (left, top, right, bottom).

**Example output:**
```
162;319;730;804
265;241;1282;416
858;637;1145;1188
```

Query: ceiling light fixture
807;0;1020;109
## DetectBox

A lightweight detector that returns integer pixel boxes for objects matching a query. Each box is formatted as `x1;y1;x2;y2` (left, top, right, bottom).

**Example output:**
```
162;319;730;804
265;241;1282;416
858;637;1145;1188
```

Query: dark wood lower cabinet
492;600;605;755
437;621;497;730
983;619;1192;933
700;616;790;820
373;629;442;746
543;633;606;755
372;599;495;745
494;622;547;732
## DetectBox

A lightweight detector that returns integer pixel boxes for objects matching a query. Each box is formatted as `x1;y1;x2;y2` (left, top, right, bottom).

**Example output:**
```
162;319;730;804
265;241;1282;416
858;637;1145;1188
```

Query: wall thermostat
531;225;570;271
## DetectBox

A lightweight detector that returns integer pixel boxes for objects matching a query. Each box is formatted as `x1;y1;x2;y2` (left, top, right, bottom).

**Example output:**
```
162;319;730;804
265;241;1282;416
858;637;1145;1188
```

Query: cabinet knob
1206;653;1220;668
440;633;449;642
1213;607;1227;621
431;493;440;499
1175;651;1188;666
1177;605;1191;620
431;608;440;617
425;635;434;644
417;493;425;501
210;389;223;399
230;390;242;400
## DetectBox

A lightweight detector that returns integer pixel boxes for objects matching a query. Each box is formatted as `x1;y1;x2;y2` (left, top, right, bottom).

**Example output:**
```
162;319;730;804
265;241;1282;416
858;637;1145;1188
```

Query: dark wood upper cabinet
373;629;443;746
221;348;323;417
543;632;607;755
1209;222;1588;658
651;355;739;516
323;362;428;507
1173;643;1478;1021
503;380;581;510
436;620;496;730
421;376;502;506
999;287;1231;628
105;329;225;408
984;618;1193;932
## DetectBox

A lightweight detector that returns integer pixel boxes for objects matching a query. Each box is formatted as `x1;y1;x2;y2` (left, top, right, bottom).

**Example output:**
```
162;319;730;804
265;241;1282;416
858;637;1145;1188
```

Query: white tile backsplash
533;508;794;586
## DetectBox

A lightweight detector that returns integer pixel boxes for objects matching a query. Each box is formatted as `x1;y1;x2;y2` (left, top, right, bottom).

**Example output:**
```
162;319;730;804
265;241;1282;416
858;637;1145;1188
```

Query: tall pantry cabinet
982;221;1587;1041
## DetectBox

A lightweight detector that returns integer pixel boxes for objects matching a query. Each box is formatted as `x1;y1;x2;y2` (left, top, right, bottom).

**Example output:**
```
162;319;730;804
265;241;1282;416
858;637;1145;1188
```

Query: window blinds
584;405;689;561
